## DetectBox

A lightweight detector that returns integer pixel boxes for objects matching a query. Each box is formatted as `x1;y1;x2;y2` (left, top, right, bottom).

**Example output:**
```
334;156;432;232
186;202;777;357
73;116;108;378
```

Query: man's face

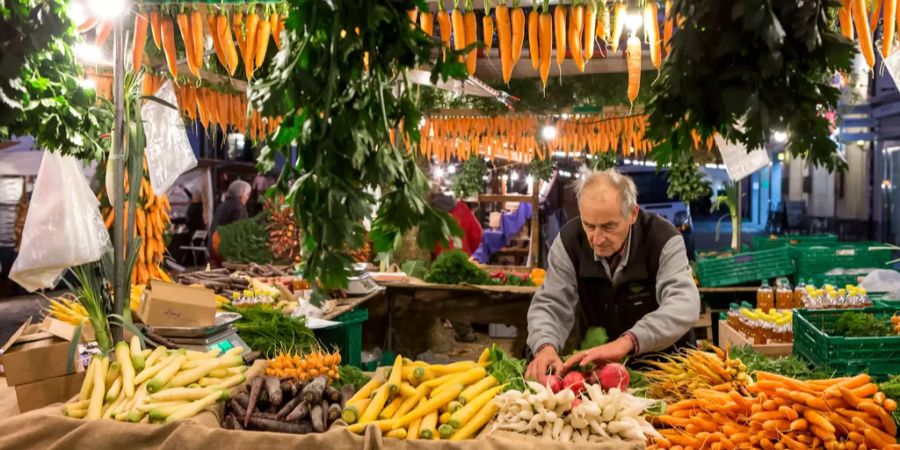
579;184;639;258
240;190;250;205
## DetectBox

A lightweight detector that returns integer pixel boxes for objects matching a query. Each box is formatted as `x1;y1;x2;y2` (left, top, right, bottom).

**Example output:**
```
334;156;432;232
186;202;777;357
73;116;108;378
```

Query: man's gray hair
574;167;638;218
226;180;252;199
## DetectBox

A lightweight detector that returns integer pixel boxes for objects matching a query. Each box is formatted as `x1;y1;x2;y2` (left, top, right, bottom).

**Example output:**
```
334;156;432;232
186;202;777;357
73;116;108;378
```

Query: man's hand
525;345;563;380
562;336;634;372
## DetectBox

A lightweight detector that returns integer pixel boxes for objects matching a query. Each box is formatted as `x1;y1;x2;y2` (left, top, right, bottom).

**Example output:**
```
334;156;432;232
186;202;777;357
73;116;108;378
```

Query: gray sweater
526;232;700;355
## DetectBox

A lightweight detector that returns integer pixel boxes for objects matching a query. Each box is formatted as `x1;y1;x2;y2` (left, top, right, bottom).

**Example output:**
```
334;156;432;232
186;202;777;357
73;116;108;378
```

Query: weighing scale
144;312;251;357
346;271;385;296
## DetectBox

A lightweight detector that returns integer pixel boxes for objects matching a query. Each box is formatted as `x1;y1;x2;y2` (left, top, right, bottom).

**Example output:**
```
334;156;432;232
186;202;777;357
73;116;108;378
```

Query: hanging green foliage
0;0;112;161
646;0;854;171
528;153;555;182
665;153;711;204
588;151;618;172
249;0;466;302
451;156;487;198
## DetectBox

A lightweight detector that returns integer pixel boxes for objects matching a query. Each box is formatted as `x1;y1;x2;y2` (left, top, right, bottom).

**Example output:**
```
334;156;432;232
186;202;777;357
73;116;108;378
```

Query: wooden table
320;290;384;321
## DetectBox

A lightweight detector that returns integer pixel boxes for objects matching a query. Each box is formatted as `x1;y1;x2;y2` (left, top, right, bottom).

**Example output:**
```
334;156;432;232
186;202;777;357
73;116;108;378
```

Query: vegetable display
425;250;493;285
266;348;342;383
64;338;246;423
216;217;274;265
222;374;351;434
649;372;899;449
493;382;661;444
835;311;894;337
640;344;750;403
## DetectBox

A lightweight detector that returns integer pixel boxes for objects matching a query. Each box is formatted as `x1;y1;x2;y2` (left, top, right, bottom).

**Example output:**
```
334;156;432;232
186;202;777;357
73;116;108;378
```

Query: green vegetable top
425;250;492;285
334;365;371;391
580;327;608;351
729;346;835;380
834;312;892;338
217;216;275;265
486;344;526;392
226;304;316;358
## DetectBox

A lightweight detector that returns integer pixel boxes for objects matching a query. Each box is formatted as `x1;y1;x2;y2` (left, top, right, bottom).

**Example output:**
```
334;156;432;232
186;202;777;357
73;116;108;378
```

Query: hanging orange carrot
244;6;260;79
626;35;641;103
233;8;248;72
451;1;467;63
528;9;540;69
611;2;626;52
464;4;478;75
851;0;874;68
662;0;673;55
554;5;567;70
597;1;610;42
95;20;113;47
871;0;883;29
511;5;525;64
539;7;552;91
569;5;584;72
132;10;148;72
584;2;597;61
839;0;854;40
160;17;178;77
270;11;281;49
644;2;660;69
176;9;199;76
219;12;239;76
407;8;419;29
421;10;435;38
437;1;453;58
190;7;204;72
483;0;494;54
497;1;513;82
208;12;228;71
885;0;896;57
255;12;272;69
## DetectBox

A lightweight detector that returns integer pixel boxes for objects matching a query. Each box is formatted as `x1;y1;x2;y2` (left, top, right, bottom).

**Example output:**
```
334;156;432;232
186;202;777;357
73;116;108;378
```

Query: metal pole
111;13;126;342
735;179;743;252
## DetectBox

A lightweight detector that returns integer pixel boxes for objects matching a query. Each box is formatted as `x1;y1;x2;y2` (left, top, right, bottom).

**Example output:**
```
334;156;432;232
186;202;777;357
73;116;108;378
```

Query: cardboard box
41;317;95;343
0;319;75;386
15;371;85;413
137;280;216;328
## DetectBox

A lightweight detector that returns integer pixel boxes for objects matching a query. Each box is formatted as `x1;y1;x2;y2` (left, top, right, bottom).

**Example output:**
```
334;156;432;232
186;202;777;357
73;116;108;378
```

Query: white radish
541;423;553;439
572;428;587;443
606;420;629;435
559;424;574;443
544;410;557;423
518;409;533;421
551;417;564;439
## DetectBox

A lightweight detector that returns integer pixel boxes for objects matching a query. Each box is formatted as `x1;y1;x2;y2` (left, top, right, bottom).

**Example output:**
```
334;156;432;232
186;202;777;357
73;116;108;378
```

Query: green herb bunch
666;152;711;204
647;0;854;171
452;156;487;198
425;250;492;285
217;216;274;264
834;312;892;337
227;304;316;358
249;0;466;304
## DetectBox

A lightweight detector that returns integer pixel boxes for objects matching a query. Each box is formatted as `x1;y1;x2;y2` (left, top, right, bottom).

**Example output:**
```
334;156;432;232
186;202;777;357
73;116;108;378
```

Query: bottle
727;303;740;330
757;280;775;312
776;279;793;310
858;288;870;307
793;279;806;309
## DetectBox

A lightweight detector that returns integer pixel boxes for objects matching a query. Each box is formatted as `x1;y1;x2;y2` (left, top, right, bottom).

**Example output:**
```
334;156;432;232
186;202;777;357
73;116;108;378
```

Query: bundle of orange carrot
419;114;715;163
838;0;895;70
142;74;281;142
102;172;172;286
648;372;899;450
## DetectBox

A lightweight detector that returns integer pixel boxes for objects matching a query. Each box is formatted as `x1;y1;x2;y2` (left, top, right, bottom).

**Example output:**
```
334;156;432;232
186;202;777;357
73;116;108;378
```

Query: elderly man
210;180;251;240
525;168;700;380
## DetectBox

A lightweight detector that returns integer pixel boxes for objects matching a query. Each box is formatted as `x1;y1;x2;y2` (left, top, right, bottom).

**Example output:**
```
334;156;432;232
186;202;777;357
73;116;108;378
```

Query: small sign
715;135;771;181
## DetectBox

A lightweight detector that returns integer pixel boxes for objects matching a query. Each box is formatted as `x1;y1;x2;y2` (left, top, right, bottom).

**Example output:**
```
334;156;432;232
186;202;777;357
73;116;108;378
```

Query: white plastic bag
10;152;112;291
143;80;197;194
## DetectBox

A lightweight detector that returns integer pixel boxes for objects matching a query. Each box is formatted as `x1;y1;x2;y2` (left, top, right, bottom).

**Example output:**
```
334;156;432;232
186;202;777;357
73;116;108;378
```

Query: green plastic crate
695;247;795;287
793;306;900;380
752;234;838;251
793;242;895;278
807;272;870;288
314;308;368;368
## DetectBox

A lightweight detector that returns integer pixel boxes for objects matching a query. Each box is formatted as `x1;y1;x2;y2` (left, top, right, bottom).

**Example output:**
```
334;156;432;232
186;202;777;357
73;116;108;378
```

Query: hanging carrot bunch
597;0;610;45
132;9;148;72
849;0;874;67
626;33;641;104
510;1;526;66
583;0;598;62
644;1;661;69
568;2;585;72
538;1;553;91
554;3;567;76
451;0;467;65
437;0;453;58
463;0;478;76
421;7;435;38
610;1;626;53
528;7;540;70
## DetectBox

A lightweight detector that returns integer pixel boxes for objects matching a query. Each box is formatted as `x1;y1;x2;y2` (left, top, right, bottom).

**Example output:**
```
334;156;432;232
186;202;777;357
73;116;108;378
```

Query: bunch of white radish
492;381;661;444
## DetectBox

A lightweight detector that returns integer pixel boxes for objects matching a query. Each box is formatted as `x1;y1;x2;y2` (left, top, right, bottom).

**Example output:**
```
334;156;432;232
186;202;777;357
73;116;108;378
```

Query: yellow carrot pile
343;353;499;441
649;372;900;450
65;340;246;423
641;344;751;404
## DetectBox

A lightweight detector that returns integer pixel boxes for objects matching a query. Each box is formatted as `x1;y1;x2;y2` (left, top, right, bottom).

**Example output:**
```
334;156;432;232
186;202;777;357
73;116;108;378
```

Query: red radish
572;398;582;409
562;371;586;395
598;363;630;391
544;374;563;393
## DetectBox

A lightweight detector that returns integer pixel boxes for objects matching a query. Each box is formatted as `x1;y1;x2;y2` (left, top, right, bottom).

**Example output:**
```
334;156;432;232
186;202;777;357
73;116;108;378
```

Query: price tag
715;135;771;181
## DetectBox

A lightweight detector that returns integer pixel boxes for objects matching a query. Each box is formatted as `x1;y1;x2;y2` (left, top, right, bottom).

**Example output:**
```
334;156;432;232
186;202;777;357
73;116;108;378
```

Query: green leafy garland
249;0;465;301
588;151;618;171
666;152;711;204
528;153;555;182
451;156;487;198
0;0;111;161
647;0;854;171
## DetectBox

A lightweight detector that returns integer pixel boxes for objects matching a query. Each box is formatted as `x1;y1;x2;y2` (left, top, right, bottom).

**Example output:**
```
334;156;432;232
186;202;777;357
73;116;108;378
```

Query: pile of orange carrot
142;74;281;142
648;372;900;450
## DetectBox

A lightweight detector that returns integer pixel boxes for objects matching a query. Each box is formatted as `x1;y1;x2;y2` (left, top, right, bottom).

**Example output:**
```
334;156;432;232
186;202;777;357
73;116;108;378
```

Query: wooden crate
717;321;793;357
693;308;714;343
